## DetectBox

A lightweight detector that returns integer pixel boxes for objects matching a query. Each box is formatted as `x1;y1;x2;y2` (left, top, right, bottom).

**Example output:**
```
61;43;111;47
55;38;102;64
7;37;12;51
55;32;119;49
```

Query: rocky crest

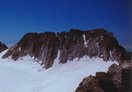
75;62;131;92
0;42;8;53
2;28;130;68
75;72;117;92
108;61;131;92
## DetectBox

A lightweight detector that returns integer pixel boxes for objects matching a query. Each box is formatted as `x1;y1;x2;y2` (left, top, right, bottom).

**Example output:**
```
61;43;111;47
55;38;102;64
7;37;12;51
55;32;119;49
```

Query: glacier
0;49;118;92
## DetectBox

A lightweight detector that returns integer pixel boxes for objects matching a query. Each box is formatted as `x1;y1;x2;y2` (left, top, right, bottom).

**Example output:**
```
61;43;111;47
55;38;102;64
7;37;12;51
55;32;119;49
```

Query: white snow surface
0;50;118;92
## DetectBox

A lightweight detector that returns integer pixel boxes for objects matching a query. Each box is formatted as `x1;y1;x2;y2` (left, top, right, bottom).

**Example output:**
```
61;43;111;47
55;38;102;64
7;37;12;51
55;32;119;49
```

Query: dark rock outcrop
0;42;8;53
108;61;131;92
2;28;129;68
75;62;131;92
75;72;117;92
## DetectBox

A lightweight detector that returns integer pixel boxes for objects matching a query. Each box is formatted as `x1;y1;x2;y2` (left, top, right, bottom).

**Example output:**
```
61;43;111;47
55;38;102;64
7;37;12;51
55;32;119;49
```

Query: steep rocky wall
2;28;129;68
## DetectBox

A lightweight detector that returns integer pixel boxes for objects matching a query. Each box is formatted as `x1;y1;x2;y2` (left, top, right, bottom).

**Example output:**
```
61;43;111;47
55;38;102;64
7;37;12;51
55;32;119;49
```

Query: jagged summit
2;28;129;68
0;42;8;53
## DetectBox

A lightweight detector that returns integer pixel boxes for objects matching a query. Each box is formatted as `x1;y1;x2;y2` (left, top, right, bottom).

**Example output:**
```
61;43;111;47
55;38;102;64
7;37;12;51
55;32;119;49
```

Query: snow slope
0;50;118;92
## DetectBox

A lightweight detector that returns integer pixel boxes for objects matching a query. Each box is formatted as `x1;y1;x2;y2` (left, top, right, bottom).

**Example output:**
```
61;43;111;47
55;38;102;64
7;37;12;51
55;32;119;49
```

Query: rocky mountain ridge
2;28;130;68
0;28;131;92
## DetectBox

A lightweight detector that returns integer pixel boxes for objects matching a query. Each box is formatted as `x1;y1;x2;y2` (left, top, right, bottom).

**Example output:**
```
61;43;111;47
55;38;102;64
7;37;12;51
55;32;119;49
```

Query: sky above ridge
0;0;131;51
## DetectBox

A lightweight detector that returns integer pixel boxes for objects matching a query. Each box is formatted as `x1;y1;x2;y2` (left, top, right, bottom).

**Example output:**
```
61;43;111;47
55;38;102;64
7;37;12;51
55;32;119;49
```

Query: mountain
0;42;8;53
0;28;131;92
2;28;130;68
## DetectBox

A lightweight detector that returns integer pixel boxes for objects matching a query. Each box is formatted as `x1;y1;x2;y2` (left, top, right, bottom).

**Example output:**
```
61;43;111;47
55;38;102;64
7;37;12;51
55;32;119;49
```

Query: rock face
108;62;131;92
2;32;59;68
0;42;8;53
75;62;131;92
2;28;129;68
75;72;117;92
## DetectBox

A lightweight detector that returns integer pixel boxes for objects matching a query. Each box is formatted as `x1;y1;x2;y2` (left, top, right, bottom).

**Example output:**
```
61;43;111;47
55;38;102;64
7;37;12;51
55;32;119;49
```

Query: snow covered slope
0;50;117;92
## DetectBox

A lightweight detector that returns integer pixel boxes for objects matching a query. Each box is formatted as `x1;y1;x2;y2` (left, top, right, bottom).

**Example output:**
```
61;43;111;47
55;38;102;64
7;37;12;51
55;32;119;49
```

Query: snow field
0;50;117;92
